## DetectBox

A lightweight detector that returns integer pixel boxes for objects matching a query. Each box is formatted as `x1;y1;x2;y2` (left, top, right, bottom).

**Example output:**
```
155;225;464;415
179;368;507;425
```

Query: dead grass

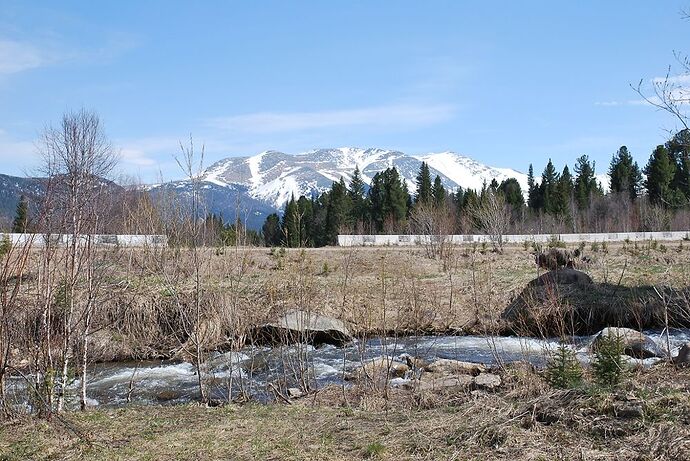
1;363;689;460
7;241;690;363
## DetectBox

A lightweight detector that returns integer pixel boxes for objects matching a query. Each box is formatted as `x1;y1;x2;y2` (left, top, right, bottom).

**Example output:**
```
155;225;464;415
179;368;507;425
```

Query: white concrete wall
0;233;168;247
337;231;690;247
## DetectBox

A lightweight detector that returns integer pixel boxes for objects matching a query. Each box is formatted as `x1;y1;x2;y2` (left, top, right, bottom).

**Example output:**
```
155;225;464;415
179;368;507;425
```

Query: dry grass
6;240;690;364
1;363;689;460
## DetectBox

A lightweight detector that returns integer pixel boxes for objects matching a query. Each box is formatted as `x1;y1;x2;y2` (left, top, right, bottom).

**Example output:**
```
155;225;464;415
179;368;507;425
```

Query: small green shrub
590;242;600;252
364;441;385;458
601;241;608;253
547;236;566;249
545;344;583;389
592;332;626;387
0;235;11;258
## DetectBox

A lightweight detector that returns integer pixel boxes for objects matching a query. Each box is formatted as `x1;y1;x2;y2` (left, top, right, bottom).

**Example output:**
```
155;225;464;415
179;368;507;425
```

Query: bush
545;344;583;389
591;332;626;387
0;235;11;258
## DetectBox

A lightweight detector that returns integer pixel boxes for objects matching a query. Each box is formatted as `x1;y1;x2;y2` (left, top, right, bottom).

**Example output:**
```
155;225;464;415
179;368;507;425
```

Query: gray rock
252;310;352;346
424;359;486;376
592;327;664;359
473;373;502;390
287;387;304;398
673;342;690;367
417;374;474;391
347;356;409;381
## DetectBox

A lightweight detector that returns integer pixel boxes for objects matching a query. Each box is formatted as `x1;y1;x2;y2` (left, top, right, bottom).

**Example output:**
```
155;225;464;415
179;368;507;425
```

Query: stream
5;329;690;409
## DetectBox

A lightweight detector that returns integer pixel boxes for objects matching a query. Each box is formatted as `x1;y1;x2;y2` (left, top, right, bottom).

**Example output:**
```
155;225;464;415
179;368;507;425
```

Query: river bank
2;362;689;460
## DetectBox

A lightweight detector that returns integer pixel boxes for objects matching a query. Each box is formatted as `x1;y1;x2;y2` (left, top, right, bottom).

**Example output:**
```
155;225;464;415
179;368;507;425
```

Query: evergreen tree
281;194;300;247
666;129;690;200
12;195;29;233
527;164;541;211
262;213;282;246
431;175;446;208
540;159;560;214
498;178;524;212
348;166;368;224
645;145;678;206
297;196;314;246
573;155;598;210
608;146;642;200
415;162;432;204
325;178;351;244
555;165;573;218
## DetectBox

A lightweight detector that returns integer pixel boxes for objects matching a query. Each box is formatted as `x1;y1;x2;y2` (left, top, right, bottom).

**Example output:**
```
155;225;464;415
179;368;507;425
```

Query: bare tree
38;108;117;412
469;189;510;252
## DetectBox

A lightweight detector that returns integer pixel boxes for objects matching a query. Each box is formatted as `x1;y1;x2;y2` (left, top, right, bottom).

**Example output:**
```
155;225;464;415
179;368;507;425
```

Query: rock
424;359;486;376
287;387;304;398
529;268;593;287
673;342;690;366
473;373;502;390
252;310;352;346
347;356;409;382
417;374;474;391
592;327;664;359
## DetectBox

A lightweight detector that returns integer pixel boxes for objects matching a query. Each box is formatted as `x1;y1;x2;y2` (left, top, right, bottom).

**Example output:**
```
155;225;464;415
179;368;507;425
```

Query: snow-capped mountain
197;147;530;210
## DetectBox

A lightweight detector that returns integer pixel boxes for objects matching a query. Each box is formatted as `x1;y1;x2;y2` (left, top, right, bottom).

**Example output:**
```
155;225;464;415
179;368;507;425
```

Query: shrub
545;344;583;389
0;235;11;258
591;332;626;387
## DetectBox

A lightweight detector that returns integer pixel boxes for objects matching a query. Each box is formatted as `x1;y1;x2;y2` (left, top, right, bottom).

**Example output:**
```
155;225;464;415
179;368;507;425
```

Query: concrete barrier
337;231;690;247
0;233;168;247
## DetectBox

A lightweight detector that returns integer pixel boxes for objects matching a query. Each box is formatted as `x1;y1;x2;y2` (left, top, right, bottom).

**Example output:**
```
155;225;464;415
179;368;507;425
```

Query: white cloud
206;103;456;134
0;40;51;75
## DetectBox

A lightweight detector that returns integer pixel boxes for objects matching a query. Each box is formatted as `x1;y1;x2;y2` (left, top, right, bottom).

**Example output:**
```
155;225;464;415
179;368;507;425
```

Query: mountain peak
197;147;528;210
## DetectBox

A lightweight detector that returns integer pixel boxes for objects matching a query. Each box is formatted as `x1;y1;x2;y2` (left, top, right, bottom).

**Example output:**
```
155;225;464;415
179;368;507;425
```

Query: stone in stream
591;327;664;359
346;356;409;382
673;342;690;366
473;373;502;390
251;310;352;346
424;359;486;376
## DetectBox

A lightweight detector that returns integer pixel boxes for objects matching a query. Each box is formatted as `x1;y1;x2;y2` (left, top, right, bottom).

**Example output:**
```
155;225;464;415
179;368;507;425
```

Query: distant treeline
263;129;690;247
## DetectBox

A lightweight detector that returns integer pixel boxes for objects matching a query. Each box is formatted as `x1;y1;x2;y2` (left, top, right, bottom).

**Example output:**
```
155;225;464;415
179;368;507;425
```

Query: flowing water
5;329;690;409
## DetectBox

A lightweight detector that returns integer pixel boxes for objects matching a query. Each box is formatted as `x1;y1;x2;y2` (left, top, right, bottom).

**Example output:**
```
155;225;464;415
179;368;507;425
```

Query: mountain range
144;148;531;228
0;148;610;230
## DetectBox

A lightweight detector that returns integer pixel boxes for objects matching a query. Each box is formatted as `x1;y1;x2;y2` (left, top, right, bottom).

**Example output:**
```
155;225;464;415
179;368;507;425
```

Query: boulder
416;374;474;392
347;356;409;382
473;373;502;390
529;268;592;287
673;342;690;367
252;310;352;346
592;327;664;359
424;359;486;376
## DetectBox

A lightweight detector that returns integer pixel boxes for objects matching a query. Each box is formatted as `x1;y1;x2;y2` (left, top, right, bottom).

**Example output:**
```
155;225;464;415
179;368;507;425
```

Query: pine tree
281;194;300;247
609;146;642;200
498;178;524;212
262;213;282;246
297;196;314;247
348;166;368;225
527;164;541;211
12;195;29;233
325;178;351;244
540;159;560;214
415;162;432;205
645;145;678;206
555;165;573;218
573;155;598;210
431;175;446;208
666;129;690;200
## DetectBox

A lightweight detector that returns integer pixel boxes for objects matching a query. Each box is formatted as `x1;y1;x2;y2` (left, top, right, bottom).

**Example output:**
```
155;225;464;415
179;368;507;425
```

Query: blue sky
0;1;688;182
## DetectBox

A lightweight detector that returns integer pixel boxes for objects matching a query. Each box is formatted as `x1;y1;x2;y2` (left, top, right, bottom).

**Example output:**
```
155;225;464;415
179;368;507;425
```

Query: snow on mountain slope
196;147;531;210
416;151;529;195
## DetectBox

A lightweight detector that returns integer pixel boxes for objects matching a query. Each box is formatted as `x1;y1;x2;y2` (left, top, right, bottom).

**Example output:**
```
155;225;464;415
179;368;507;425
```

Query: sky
0;1;689;183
